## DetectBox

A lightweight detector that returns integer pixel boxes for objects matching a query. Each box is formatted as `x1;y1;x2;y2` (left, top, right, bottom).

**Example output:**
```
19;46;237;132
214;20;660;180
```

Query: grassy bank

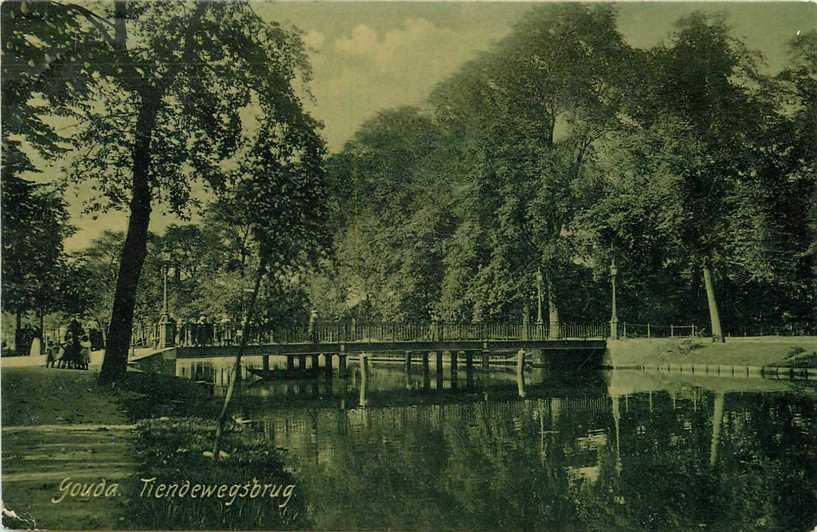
1;367;307;530
607;336;817;369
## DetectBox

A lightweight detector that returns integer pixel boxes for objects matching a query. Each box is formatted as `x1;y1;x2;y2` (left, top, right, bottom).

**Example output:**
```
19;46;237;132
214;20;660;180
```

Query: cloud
303;30;325;51
307;17;496;149
332;18;462;76
334;24;378;56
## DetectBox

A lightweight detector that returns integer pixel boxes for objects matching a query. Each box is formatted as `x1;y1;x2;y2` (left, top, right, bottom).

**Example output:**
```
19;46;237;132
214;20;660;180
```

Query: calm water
174;357;817;531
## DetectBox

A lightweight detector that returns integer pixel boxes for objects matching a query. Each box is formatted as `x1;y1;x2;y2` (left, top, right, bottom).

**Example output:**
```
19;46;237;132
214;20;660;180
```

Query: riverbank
605;336;817;369
1;367;304;530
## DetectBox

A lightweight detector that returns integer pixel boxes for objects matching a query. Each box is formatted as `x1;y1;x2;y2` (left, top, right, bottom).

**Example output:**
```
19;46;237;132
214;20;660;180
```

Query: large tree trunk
98;96;160;385
702;263;724;342
546;271;560;339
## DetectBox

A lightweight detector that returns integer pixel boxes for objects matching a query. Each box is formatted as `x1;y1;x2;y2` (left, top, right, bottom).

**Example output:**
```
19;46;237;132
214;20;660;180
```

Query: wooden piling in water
359;352;368;408
482;350;490;369
422;352;431;389
325;353;333;378
404;351;412;374
286;355;294;371
262;355;270;371
311;353;320;374
516;349;526;398
435;352;443;390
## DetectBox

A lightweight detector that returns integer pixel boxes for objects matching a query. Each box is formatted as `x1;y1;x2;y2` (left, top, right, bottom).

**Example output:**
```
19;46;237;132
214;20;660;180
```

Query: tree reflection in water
220;364;816;530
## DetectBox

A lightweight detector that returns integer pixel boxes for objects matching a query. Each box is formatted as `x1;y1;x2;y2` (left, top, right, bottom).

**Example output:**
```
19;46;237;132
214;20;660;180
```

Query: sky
50;1;816;251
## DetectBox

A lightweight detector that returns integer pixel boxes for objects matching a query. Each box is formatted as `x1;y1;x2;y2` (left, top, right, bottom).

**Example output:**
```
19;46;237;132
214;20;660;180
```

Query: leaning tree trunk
212;256;267;460
546;271;560;339
98;98;159;386
702;263;724;343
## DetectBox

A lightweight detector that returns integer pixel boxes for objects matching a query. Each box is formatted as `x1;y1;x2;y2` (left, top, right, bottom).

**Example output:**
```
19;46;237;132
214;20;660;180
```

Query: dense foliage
4;4;814;348
307;6;815;335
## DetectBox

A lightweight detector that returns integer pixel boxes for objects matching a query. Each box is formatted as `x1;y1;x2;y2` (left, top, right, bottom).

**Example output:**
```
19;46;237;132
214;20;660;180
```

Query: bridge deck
176;339;606;358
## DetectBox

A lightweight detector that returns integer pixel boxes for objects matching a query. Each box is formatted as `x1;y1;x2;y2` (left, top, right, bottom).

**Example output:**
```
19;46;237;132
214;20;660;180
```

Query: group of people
180;314;237;346
46;317;103;370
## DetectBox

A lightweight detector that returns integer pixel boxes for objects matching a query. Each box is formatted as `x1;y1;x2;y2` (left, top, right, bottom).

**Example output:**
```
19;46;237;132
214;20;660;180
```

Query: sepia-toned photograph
2;1;816;530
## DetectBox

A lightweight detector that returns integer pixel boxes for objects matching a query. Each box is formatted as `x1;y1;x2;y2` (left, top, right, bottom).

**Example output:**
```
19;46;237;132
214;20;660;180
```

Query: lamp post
158;250;177;348
535;267;544;340
609;251;619;340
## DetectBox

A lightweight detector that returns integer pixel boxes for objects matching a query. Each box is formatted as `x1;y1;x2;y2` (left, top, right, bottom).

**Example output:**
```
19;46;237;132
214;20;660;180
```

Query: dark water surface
176;358;817;531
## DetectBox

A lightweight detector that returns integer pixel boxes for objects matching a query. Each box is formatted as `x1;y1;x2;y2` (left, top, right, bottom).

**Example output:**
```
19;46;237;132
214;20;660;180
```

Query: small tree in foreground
211;110;330;460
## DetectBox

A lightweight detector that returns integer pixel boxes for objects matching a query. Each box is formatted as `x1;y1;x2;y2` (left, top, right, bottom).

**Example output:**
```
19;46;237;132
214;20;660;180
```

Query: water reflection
173;358;817;531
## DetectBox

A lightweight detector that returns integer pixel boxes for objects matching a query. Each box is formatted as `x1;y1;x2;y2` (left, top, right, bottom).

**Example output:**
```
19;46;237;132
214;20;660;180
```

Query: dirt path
1;367;138;529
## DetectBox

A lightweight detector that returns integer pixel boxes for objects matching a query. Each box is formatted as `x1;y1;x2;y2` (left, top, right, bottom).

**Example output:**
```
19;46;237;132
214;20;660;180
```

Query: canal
171;357;817;531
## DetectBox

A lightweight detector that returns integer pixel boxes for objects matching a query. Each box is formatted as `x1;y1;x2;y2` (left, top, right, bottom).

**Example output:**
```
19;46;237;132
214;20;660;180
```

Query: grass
1;367;129;426
607;337;817;368
123;417;308;530
1;367;306;530
777;346;817;368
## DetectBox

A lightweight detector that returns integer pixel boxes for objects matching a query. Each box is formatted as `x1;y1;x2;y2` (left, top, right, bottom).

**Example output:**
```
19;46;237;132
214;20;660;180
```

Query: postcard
2;1;816;530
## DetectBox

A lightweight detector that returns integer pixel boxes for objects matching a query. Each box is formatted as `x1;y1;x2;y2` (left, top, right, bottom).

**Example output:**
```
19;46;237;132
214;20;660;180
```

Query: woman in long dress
28;328;42;356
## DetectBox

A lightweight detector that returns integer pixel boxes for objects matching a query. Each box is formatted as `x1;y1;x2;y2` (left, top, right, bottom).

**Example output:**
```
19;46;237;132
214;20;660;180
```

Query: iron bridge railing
130;320;612;348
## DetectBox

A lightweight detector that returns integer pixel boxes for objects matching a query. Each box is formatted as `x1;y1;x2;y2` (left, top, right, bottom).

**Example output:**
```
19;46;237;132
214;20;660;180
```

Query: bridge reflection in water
168;357;817;531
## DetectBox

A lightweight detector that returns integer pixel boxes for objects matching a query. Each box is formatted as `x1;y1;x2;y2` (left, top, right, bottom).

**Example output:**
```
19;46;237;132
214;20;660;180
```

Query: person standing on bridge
198;314;210;345
308;308;319;343
219;314;232;345
429;311;439;341
185;316;196;346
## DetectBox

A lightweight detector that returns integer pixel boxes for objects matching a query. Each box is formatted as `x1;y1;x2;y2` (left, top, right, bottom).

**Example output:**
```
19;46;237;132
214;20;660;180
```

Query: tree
47;0;321;384
2;0;112;342
430;4;630;327
2;0;112;171
0;175;73;337
327;107;455;320
579;13;781;338
77;230;166;327
211;100;330;459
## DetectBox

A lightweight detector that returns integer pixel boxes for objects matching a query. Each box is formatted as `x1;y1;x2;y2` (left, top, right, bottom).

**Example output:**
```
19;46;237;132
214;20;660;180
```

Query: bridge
132;320;609;376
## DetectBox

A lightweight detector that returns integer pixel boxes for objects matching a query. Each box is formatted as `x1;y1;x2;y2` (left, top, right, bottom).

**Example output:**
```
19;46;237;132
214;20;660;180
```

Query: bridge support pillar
450;351;458;385
466;351;474;387
482;350;490;369
312;353;320;375
404;351;412;374
325;353;333;378
298;355;307;371
435;352;443;389
262;355;270;371
359;353;368;408
339;355;347;376
286;355;294;371
422;352;430;389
